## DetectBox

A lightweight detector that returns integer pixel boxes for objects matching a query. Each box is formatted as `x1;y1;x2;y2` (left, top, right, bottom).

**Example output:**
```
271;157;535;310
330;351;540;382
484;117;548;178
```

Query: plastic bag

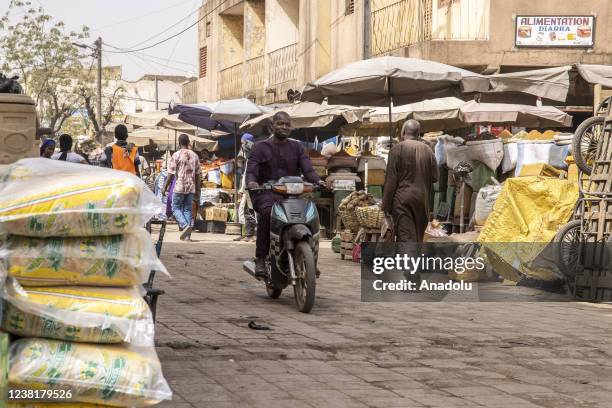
502;142;518;173
9;338;172;407
514;141;554;177
2;279;154;346
473;184;503;226
3;228;166;287
0;159;161;237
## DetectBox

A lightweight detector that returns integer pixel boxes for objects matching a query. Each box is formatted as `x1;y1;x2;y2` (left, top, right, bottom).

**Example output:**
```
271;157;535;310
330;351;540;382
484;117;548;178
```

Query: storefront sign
515;15;595;47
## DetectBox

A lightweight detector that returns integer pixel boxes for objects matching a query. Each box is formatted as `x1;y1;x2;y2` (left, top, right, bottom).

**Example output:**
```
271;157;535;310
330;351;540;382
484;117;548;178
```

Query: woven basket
339;209;360;233
356;205;384;229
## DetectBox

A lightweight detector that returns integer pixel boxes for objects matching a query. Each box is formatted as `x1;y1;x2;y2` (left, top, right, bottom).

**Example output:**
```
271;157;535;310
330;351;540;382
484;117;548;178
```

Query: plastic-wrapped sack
1;332;7;404
2;279;154;346
8;404;110;407
9;338;172;407
548;144;570;170
4;229;167;287
0;159;161;237
501;142;518;173
514;141;554;177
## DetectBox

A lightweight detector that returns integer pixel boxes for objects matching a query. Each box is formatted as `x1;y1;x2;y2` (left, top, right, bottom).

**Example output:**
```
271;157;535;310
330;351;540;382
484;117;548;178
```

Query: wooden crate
205;206;228;222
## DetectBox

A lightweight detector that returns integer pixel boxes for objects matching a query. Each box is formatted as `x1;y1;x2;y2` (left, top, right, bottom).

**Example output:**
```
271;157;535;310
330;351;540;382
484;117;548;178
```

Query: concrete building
195;0;612;104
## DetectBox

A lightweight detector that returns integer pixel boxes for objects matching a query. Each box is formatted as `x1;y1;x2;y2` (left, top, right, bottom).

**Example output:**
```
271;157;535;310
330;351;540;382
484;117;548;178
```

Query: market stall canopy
124;111;167;128
127;128;218;151
366;97;466;132
482;66;571;102
576;64;612;88
459;100;573;128
124;111;213;136
240;102;370;134
300;56;489;106
206;98;271;123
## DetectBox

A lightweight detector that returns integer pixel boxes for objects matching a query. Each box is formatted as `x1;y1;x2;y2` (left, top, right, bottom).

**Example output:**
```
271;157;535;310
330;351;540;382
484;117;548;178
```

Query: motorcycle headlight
273;205;288;222
305;203;318;222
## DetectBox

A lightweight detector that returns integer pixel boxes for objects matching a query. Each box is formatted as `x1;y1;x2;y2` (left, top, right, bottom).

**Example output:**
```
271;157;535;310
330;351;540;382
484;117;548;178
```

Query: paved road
155;226;612;408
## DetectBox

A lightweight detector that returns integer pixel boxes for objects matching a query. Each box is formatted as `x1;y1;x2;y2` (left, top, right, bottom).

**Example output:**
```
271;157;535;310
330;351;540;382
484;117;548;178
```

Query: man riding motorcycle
246;111;321;278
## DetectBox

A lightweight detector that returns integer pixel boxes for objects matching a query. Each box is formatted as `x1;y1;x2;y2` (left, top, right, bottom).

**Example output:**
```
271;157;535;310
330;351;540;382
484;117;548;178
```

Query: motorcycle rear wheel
293;242;316;313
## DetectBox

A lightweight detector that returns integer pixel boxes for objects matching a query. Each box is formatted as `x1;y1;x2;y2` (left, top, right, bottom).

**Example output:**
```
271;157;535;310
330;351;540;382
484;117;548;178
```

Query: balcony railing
371;0;432;56
245;55;265;92
217;43;298;101
219;63;243;100
268;43;298;87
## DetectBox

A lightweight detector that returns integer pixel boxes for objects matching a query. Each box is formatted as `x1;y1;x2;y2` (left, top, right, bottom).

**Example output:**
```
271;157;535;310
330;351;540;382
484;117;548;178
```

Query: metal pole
95;37;103;132
363;0;371;60
387;79;393;142
234;124;238;207
155;76;159;111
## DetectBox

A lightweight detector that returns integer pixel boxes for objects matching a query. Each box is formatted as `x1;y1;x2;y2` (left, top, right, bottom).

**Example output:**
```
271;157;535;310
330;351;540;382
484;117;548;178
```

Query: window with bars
206;21;211;37
199;46;207;78
345;0;355;15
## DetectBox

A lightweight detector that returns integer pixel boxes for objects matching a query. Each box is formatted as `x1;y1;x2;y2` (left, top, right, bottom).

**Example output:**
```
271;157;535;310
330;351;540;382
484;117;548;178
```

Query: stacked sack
0;158;172;407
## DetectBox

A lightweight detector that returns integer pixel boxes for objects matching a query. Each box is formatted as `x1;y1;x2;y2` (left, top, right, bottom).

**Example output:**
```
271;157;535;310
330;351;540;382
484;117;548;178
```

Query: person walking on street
234;133;257;242
246;112;321;277
163;134;202;241
40;139;56;158
382;119;438;243
51;134;87;164
104;124;141;177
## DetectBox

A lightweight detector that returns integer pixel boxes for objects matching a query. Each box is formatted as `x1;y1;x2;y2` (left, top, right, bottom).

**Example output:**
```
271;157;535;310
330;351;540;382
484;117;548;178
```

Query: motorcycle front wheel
293;241;316;313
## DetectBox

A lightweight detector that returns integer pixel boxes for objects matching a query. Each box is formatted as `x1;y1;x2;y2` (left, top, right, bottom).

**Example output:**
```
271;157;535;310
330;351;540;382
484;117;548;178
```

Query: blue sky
1;0;200;81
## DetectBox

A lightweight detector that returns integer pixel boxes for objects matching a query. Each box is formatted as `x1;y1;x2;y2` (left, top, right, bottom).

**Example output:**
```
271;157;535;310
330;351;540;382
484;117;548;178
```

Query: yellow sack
5;229;166;287
0;159;160;237
479;176;578;282
9;404;110;408
2;280;154;346
1;332;7;403
9;338;172;407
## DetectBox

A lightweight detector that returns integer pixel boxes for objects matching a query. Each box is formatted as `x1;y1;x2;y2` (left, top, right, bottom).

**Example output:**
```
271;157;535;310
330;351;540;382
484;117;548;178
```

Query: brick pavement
153;225;612;408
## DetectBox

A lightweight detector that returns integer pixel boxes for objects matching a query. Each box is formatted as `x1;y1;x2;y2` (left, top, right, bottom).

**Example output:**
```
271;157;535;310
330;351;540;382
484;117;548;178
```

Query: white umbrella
301;56;488;138
200;98;268;205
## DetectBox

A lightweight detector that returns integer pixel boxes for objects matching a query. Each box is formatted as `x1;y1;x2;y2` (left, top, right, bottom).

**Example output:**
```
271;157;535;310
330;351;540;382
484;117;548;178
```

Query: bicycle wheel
554;220;582;279
572;116;605;175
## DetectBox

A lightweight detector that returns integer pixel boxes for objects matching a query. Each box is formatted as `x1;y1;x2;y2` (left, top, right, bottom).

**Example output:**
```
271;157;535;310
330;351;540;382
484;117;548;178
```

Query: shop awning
459;100;573;128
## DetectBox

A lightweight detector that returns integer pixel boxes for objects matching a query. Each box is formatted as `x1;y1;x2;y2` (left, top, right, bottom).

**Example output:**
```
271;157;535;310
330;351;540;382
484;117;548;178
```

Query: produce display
4;230;166;287
2;280;154;346
9;338;172;407
338;191;377;232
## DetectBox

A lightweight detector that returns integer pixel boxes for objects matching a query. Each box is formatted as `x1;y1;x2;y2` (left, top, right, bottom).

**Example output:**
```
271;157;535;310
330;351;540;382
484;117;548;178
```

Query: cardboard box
205;206;228;222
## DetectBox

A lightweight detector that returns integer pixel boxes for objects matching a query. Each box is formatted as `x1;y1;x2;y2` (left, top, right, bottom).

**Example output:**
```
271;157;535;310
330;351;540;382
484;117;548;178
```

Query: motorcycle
243;176;321;313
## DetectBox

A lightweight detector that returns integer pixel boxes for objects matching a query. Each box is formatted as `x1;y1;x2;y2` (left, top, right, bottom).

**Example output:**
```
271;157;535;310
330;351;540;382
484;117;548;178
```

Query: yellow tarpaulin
479;176;578;282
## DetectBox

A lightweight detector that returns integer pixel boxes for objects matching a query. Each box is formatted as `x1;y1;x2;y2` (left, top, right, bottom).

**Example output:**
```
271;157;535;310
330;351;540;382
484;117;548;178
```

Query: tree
0;0;124;138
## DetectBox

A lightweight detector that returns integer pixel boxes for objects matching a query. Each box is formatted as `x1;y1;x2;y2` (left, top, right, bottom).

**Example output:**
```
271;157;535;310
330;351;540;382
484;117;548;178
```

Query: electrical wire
102;0;228;54
90;0;192;32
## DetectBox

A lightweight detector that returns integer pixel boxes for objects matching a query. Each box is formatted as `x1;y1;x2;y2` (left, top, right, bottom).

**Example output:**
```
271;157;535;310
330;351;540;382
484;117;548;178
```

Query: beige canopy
127;128;218;151
125;111;213;136
459;100;573;128
483;66;572;103
240;101;369;133
366;97;466;132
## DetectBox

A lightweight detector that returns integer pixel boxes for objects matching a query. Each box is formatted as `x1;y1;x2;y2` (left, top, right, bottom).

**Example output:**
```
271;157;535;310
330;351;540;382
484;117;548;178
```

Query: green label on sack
102;357;126;400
